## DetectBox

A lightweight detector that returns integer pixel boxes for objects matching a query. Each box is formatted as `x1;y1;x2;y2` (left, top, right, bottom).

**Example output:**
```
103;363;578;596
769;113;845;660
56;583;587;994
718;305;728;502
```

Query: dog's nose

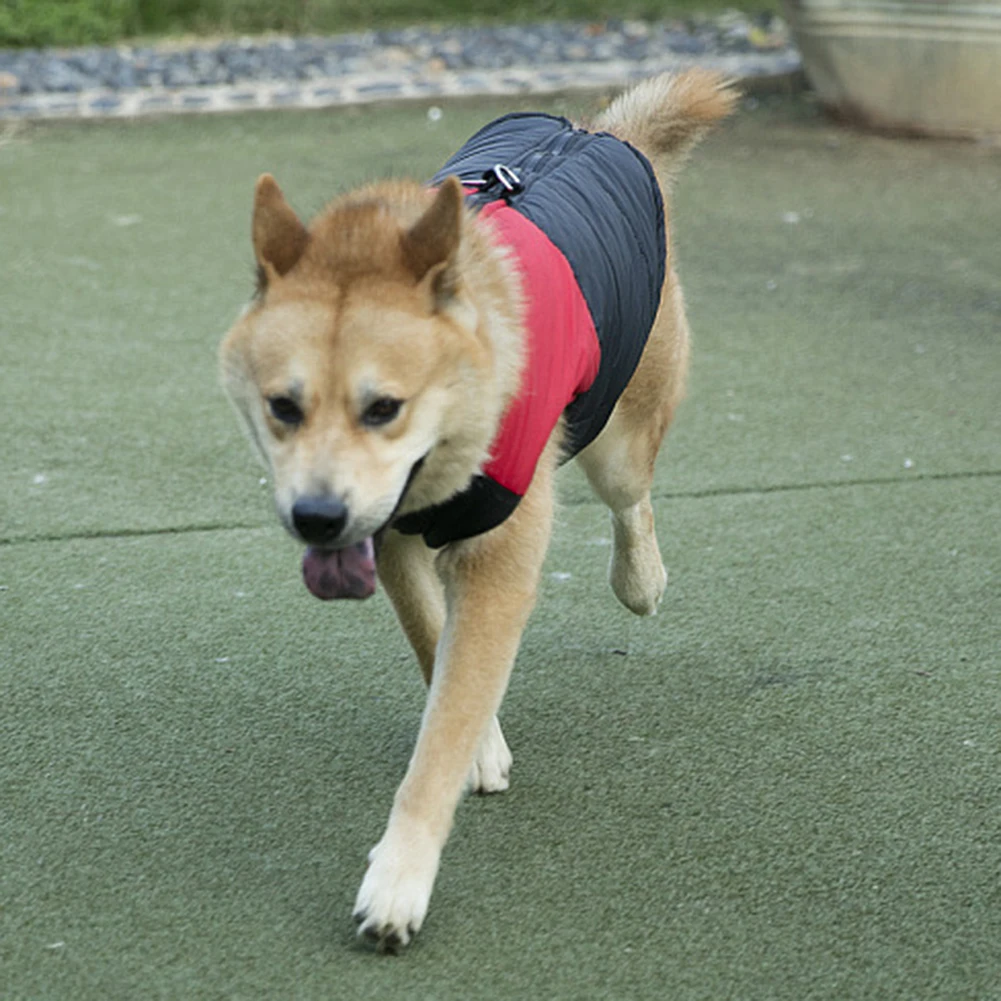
291;496;348;546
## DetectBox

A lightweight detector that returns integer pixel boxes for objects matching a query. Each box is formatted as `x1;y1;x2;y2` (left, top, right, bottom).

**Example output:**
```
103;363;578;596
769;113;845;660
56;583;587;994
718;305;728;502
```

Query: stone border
0;51;800;121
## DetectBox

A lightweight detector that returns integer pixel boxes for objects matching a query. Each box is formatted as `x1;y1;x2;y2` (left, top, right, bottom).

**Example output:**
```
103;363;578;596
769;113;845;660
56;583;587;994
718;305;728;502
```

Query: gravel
1;15;790;94
0;14;799;119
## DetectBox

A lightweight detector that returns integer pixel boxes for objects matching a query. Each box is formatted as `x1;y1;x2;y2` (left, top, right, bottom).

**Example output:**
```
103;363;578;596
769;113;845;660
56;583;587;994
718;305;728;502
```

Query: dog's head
220;174;517;599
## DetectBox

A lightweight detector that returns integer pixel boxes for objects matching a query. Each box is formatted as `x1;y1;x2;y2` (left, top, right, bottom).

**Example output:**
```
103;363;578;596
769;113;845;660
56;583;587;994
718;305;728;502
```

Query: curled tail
589;69;739;185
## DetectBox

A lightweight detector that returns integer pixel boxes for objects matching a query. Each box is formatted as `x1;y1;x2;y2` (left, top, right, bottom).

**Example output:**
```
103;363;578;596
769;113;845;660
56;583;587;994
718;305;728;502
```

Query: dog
219;70;737;950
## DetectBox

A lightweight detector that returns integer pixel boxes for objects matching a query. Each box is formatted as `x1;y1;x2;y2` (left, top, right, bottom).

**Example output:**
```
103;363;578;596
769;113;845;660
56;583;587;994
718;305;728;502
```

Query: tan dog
220;70;736;950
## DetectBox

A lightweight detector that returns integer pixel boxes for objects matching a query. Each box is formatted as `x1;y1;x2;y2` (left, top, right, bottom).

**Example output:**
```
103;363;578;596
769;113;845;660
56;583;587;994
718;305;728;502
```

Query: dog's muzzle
297;454;429;602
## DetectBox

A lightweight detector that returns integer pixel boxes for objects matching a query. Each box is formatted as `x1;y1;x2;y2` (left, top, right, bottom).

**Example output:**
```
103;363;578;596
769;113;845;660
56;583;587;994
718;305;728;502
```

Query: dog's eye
268;396;304;427
361;396;403;428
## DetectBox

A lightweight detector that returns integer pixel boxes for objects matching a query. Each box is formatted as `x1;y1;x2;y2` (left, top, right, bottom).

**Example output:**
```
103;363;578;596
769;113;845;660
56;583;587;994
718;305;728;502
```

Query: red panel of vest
477;199;601;495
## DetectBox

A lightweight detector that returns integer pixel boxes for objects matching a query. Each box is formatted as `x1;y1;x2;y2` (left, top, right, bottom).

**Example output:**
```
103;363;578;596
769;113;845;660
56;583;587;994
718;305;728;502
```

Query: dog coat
395;113;666;548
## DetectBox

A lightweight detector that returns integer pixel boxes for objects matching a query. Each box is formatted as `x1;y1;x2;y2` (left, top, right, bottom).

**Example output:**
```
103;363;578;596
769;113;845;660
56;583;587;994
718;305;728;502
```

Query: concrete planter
783;0;1001;137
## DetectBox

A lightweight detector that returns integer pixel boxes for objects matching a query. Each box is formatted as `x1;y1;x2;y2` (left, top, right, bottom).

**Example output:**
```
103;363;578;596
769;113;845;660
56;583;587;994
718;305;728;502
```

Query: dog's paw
353;826;440;952
609;505;668;616
611;553;667;616
466;715;513;794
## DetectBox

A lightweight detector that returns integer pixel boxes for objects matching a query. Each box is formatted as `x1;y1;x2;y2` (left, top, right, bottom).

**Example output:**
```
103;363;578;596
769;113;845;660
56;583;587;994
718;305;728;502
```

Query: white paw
352;824;440;952
466;716;513;794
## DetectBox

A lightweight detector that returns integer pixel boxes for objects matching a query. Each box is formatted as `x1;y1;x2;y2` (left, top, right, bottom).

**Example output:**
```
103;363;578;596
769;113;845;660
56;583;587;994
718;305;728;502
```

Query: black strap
393;474;521;549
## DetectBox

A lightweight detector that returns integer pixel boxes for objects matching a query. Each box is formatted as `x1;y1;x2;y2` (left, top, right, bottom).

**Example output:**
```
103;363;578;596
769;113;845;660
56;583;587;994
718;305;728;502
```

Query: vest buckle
465;163;523;197
488;163;523;194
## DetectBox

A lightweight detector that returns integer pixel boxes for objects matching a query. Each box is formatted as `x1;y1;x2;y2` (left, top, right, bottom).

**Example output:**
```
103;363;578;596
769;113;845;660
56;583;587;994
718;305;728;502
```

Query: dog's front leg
378;529;514;795
353;464;554;950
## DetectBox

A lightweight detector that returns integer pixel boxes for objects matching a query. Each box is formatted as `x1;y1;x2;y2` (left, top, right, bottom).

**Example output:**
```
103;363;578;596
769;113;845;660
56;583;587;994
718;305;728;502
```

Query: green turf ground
2;94;1000;999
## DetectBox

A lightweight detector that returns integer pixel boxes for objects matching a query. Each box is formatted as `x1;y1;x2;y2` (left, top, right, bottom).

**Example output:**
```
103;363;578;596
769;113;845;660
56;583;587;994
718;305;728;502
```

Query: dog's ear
401;176;463;308
252;174;309;283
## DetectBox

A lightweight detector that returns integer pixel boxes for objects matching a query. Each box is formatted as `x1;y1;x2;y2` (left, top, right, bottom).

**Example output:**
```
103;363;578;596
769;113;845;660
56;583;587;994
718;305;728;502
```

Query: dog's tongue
302;539;376;600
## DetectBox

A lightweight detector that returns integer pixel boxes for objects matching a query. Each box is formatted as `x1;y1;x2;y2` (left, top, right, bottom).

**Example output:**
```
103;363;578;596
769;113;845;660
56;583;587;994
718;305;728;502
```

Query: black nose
291;496;348;546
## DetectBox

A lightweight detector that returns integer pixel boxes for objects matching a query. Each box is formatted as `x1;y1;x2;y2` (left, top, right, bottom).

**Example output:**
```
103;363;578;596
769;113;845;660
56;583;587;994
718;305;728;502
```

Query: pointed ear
252;174;309;281
401;176;464;294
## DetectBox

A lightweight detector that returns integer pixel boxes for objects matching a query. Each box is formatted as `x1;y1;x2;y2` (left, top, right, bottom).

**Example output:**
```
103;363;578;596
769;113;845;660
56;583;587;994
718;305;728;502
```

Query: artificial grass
2;94;1000;999
3;99;999;538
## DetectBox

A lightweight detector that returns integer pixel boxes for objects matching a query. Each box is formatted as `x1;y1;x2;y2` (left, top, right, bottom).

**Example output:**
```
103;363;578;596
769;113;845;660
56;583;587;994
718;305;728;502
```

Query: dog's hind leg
377;530;512;793
577;426;667;616
575;273;690;616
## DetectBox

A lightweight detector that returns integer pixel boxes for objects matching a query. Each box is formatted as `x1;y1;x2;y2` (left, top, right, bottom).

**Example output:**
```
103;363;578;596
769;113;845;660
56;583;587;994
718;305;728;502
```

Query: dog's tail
589;70;739;186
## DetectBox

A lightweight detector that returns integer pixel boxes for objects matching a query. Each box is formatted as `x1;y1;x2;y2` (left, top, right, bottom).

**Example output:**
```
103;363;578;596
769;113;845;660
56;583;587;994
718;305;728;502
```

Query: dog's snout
292;496;348;546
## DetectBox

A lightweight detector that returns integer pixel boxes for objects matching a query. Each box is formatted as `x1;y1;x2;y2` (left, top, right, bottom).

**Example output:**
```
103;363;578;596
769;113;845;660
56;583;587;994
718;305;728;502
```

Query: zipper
515;125;588;199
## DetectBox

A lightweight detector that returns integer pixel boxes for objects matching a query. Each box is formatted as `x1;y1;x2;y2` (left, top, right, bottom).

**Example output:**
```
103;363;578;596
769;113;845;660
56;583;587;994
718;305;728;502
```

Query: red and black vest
395;113;666;548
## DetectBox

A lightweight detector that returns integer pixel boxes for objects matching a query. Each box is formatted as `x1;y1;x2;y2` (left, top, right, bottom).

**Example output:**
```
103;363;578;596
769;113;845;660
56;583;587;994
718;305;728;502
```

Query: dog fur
219;69;737;950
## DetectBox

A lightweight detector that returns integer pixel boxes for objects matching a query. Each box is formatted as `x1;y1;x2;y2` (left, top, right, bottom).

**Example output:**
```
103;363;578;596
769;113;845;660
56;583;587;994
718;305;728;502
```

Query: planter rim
786;1;1001;39
788;0;1001;9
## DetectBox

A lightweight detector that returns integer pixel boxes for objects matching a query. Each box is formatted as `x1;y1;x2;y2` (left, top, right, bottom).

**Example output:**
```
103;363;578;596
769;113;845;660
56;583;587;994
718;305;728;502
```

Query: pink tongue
302;538;376;600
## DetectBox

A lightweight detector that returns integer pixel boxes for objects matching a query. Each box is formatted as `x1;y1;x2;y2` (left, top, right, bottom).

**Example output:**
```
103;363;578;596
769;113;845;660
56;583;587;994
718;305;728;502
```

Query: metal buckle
490;163;522;193
465;163;523;193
